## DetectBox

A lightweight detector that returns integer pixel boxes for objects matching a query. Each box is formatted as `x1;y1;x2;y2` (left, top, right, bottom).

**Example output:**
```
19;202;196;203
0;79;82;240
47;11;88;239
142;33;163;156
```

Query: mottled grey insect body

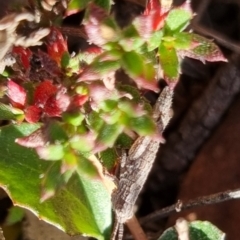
111;86;174;240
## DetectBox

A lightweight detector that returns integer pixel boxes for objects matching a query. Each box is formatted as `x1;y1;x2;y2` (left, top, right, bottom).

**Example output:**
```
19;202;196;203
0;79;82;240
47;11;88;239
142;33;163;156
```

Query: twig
126;216;148;240
0;228;5;240
60;26;88;39
140;188;240;224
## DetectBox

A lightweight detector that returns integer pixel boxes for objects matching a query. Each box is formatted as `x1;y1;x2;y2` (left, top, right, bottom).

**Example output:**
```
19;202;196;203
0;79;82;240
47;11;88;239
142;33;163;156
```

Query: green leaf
99;148;117;170
70;134;95;152
67;0;111;13
76;154;100;177
0;103;19;120
5;206;25;225
100;18;119;42
165;8;191;32
116;133;133;148
180;34;227;63
147;31;163;51
47;121;68;143
88;111;104;131
159;43;179;81
121;49;158;91
94;0;111;11
158;220;225;240
117;85;141;103
97;123;124;148
0;124;112;239
87;60;121;77
174;32;192;49
63;111;85;126
143;62;156;82
37;144;65;161
129;115;156;136
61;52;71;69
67;0;90;12
121;51;144;77
99;100;118;112
40;162;69;200
119;25;145;51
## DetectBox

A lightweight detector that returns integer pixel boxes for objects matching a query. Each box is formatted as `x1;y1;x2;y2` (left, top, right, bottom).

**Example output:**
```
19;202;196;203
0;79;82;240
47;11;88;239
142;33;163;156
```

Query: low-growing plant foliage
0;0;227;239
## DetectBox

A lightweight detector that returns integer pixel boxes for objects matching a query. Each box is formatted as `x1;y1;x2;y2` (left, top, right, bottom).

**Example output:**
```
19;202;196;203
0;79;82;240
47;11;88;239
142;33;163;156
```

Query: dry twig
140;188;240;224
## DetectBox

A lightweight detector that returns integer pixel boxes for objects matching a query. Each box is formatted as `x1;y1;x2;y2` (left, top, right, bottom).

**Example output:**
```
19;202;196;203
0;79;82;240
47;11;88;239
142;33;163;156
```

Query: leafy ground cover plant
0;0;227;239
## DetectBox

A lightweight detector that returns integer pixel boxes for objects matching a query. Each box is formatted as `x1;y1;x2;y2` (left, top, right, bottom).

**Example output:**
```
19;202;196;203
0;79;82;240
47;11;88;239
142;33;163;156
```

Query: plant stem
126;215;148;240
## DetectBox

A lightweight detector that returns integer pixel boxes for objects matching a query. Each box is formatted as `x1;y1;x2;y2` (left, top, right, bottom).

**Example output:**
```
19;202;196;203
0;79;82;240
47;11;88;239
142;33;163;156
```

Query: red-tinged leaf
134;75;158;92
71;47;103;72
7;80;26;108
36;144;65;161
47;27;68;65
88;83;118;104
178;34;227;63
121;51;158;91
44;96;62;117
12;46;32;70
36;50;61;76
25;105;42;123
84;24;106;46
144;0;161;15
70;133;96;152
119;26;145;51
160;0;173;12
133;15;153;38
84;3;109;46
34;81;57;107
143;0;168;31
15;127;47;148
85;46;103;54
72;94;89;107
152;11;168;32
179;0;193;16
56;93;71;112
79;60;120;81
159;43;179;82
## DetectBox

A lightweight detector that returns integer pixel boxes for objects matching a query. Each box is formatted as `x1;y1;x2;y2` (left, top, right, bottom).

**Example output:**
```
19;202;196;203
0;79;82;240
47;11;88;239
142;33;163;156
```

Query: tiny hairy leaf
165;8;191;32
159;220;225;240
159;43;179;81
